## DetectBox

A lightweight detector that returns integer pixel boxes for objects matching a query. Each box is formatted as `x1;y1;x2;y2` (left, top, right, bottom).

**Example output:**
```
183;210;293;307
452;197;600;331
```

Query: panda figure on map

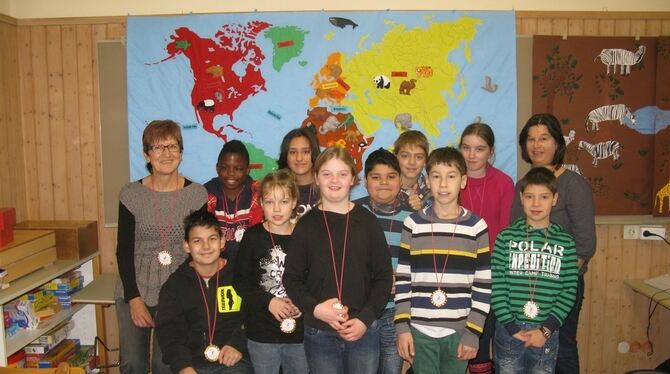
373;75;391;89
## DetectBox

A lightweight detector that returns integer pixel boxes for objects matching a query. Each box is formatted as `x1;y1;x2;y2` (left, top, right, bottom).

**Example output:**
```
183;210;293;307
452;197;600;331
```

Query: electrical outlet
623;225;640;240
640;226;666;240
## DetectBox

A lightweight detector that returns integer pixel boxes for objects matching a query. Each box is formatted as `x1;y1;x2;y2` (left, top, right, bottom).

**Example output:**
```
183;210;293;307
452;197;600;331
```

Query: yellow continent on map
339;17;480;137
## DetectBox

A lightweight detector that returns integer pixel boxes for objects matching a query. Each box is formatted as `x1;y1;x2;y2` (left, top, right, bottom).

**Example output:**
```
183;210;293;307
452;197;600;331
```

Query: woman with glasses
115;120;208;374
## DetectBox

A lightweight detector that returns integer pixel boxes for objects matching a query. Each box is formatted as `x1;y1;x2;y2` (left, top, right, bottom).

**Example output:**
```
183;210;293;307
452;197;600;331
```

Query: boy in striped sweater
491;167;578;373
395;147;491;374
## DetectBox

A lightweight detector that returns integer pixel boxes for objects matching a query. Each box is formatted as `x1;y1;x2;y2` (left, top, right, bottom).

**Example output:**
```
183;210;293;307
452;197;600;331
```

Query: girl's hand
268;297;293;321
286;298;302;318
337;318;367;341
313;298;348;330
397;332;415;364
129;297;154;328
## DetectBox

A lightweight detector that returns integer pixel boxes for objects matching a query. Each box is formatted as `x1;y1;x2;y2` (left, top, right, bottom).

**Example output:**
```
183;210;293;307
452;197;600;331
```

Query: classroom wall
1;8;670;373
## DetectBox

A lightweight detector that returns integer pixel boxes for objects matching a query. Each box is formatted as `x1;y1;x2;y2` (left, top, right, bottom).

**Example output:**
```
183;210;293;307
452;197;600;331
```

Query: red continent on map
163;21;272;141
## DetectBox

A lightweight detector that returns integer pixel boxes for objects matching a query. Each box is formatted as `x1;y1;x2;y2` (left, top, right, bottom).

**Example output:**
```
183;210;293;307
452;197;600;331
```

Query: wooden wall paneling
646;20;662;36
62;25;85;220
106;23;126;40
599;19;615;36
46;25;68;220
568;19;585;36
536;18;553;35
551;18;568;37
603;226;625;371
614;19;632;37
663;20;670;35
75;25;97;220
583;19;600;36
0;21;26;221
30;26;55;220
630;20;647;37
17;27;38;219
584;224;610;372
517;17;537;35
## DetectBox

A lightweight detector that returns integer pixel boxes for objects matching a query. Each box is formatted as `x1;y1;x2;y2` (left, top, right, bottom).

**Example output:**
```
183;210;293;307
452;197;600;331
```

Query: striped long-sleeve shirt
394;206;491;349
491;217;578;336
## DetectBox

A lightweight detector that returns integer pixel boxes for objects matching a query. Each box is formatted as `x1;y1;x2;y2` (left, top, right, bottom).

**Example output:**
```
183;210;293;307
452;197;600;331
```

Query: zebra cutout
563;129;576;146
563;163;582;175
577;140;623;167
594;45;645;75
585;104;635;132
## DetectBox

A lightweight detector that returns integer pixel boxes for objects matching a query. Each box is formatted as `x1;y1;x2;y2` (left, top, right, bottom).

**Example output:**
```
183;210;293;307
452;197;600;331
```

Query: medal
523;300;539;319
204;344;220;362
234;227;245;242
280;317;297;334
157;250;172;266
430;289;447;307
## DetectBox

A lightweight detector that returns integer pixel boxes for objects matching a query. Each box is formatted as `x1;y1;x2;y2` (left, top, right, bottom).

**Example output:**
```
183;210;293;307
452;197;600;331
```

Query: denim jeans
494;321;559;374
378;308;403;374
116;298;171;374
247;339;309;374
303;319;381;374
194;358;254;374
555;275;584;374
410;326;468;374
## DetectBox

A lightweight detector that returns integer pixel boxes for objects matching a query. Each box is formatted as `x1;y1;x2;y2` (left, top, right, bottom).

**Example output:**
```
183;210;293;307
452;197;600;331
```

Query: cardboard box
14;221;98;260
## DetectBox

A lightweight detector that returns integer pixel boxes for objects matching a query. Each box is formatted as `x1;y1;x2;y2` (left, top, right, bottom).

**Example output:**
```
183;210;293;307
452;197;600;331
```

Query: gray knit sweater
115;180;207;306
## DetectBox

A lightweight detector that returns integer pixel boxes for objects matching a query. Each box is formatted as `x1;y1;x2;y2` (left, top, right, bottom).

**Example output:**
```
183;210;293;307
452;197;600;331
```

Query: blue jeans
555;275;584;374
194;358;254;374
303;320;381;374
494;321;559;374
247;339;309;374
116;298;171;374
378;308;403;374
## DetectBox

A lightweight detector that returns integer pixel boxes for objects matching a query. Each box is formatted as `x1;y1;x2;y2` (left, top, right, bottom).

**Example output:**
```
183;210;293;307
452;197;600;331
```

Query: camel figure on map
399;79;417;95
655;180;670;214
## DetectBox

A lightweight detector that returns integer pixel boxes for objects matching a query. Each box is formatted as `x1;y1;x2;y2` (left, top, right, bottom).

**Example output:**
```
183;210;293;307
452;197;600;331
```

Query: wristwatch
539;326;552;338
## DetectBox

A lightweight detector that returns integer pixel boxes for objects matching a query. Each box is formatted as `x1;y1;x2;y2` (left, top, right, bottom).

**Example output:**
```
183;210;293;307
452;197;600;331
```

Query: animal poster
127;11;517;198
533;36;670;215
651;38;670;217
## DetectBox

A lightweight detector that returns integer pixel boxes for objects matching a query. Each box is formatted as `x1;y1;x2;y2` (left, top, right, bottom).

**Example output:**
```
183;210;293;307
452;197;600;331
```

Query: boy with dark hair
395;147;491;374
492;167;578;374
156;210;252;374
354;148;412;374
205;140;263;262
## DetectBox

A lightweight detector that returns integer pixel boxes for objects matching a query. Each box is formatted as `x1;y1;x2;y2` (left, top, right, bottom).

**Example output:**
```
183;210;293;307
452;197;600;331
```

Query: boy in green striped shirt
491;167;578;373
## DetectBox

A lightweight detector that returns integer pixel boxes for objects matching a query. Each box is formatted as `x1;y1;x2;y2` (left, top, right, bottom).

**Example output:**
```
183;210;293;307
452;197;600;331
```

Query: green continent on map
264;26;308;72
341;17;481;137
245;142;278;180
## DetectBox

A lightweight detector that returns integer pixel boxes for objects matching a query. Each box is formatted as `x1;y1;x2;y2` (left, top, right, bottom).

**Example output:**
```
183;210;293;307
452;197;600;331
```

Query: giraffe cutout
655;180;670;213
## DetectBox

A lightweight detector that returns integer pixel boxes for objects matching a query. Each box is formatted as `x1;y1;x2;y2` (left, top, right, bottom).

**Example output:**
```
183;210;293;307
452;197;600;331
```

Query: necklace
194;265;221;362
429;207;460;308
322;205;351;312
522;225;549;319
266;223;298;334
150;176;180;266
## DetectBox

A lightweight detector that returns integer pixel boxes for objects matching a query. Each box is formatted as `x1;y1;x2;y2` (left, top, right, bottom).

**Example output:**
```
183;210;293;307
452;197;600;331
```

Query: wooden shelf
624;279;670;310
0;253;98;305
5;304;85;356
71;272;117;305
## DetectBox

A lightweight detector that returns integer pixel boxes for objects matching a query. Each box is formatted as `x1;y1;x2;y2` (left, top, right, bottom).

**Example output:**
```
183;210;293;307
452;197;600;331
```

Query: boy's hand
337;318;367;341
513;331;530;343
178;367;197;374
457;343;478;360
397;332;415;364
129;297;154;328
219;345;242;367
408;184;422;210
269;297;294;321
522;329;547;348
313;298;349;330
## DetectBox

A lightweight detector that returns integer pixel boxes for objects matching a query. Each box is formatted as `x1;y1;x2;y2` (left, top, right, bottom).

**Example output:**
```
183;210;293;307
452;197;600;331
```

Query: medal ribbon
194;266;220;350
430;207;460;291
525;226;547;304
467;177;487;216
322;207;350;304
222;185;242;230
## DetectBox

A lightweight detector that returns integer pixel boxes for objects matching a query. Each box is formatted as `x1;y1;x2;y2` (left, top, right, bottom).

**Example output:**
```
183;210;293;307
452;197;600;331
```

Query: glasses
149;143;181;154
